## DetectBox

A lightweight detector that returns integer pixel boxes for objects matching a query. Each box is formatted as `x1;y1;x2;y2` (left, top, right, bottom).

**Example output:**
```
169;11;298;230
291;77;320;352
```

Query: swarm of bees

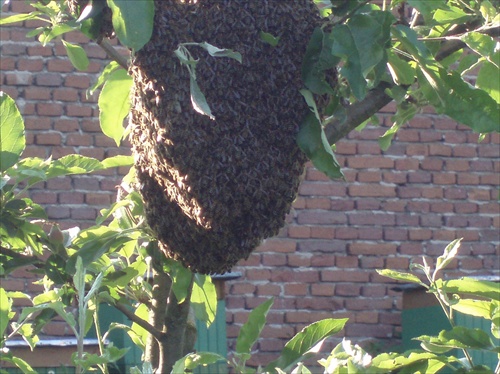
70;0;320;274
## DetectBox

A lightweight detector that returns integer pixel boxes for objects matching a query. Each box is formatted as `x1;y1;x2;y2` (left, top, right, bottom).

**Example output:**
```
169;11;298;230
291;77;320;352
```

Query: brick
310;254;335;267
25;117;51;130
299;183;346;196
385;257;410;270
357;171;382;183
17;58;44;72
46;206;70;219
70;207;97;220
257;239;296;253
359;257;384;269
335;255;359;268
5;72;32;85
335;227;359;239
297;210;347;225
66;104;93;117
310;226;334;239
433;173;457;185
296;297;341;310
58;192;85;204
304;197;331;210
349;184;396;197
47;58;74;72
348;212;395;226
355;311;379;324
35;132;62;145
25;86;52;100
37;102;63;116
36;73;63;86
271;270;319;283
453;145;477;158
321;270;370;283
335;284;361;296
344;298;393;311
66;133;93;146
311;283;335;296
298;240;346;254
256;284;282;296
64;75;91;88
53;88;79;102
284;283;308;296
349;243;397;256
347;156;394;169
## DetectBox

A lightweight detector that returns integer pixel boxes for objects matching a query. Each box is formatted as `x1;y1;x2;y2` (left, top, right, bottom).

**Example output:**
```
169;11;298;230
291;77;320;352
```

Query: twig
323;24;500;144
96;38;129;70
113;301;166;342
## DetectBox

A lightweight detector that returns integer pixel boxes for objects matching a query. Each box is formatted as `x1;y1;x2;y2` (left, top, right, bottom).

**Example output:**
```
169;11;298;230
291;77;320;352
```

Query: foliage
0;0;499;373
175;240;500;373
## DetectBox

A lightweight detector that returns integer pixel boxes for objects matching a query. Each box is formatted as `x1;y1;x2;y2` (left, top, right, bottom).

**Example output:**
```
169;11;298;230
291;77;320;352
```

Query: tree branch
323;24;500;145
96;38;129;70
113;301;167;342
0;245;45;269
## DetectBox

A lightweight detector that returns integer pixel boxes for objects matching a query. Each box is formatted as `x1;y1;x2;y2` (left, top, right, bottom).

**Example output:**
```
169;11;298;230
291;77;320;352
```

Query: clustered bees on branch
68;0;321;274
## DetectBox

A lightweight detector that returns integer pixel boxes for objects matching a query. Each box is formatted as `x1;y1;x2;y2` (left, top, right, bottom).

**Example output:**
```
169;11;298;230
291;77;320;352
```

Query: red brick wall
2;2;499;364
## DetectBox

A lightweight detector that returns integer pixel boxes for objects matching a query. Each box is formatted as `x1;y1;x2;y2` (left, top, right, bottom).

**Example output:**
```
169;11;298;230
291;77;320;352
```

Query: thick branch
145;269;171;368
113;301;166;342
323;24;500;144
0;245;45;269
161;274;195;373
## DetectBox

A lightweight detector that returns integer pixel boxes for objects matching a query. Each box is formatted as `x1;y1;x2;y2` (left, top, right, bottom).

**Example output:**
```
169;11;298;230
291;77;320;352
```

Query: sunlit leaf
191;274;217;327
0;92;25;172
236;298;274;355
266;318;348;372
172;352;226;373
98;68;133;146
106;0;154;51
62;40;89;71
297;112;343;180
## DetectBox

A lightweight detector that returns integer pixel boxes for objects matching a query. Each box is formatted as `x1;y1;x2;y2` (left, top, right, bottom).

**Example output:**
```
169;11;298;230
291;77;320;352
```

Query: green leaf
0;13;42;26
172;352;226;373
297;112;343;180
417;326;498;352
106;0;154;52
476;57;500;104
88;62;122;95
62;40;89;71
433;6;470;25
189;74;215;120
170;263;193;304
377;269;425;286
39;23;74;46
437;278;500;301
406;0;446;19
260;31;280;47
379;102;417;151
101;155;133;169
128;303;149;352
98;68;133;146
78;0;106;40
440;70;499;133
266;318;348;372
236;298;274;355
6;356;36;374
302;28;338;95
331;24;365;100
434;238;461;275
0;92;25;172
191;274;217;327
452;299;492;320
331;11;394;99
387;50;415;86
0;287;11;339
461;32;497;59
197;42;242;63
46;154;103;179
